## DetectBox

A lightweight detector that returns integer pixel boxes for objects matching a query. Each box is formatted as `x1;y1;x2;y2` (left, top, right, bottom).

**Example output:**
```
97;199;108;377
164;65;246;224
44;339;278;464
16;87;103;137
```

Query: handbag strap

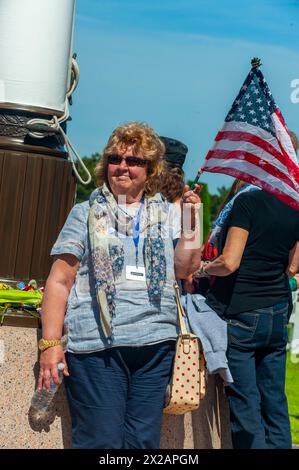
174;281;189;336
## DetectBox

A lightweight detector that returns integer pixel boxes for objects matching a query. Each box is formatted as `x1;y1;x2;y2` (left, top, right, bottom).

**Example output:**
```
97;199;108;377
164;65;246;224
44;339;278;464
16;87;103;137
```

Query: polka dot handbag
164;282;206;415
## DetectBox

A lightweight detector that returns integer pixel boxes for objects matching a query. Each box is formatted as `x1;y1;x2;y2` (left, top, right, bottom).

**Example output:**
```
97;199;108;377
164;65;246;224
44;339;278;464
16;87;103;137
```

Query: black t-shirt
205;190;299;318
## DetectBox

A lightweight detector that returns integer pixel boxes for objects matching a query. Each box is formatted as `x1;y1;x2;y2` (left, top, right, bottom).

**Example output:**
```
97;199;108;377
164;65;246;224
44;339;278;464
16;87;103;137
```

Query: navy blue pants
225;302;292;449
64;340;175;449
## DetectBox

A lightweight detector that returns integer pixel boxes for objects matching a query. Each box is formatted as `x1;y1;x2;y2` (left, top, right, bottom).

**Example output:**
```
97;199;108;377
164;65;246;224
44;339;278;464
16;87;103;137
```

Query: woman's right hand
38;345;69;391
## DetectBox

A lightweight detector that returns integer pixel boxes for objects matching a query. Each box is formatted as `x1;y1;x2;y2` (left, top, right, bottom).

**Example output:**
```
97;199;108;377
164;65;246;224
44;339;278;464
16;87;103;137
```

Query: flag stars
219;73;275;136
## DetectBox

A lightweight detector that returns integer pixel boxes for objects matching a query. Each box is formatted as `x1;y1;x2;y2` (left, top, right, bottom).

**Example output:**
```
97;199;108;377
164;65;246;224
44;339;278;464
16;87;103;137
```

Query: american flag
201;61;299;210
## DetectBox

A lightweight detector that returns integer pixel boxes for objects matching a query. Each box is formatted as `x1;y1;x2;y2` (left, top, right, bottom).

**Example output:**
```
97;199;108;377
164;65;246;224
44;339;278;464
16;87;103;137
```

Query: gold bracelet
38;338;61;351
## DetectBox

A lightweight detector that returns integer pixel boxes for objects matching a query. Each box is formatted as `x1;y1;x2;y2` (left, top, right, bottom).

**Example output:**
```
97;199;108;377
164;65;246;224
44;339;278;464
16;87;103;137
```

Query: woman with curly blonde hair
38;121;201;449
95;122;165;197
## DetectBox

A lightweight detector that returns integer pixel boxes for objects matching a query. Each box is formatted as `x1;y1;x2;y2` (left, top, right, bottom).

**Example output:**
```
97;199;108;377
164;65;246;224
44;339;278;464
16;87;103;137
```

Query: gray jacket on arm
182;293;233;384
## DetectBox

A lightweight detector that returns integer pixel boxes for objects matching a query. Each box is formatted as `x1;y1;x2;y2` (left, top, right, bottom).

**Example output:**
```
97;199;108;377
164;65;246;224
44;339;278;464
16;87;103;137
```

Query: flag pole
189;169;203;190
190;57;262;191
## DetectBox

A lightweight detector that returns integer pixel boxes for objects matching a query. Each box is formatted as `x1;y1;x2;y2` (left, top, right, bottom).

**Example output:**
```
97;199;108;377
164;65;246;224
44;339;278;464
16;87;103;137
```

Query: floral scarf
88;184;169;339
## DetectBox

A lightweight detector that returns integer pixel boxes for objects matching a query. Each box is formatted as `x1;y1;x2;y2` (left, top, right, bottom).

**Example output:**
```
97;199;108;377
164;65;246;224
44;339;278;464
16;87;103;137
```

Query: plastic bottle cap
57;362;65;371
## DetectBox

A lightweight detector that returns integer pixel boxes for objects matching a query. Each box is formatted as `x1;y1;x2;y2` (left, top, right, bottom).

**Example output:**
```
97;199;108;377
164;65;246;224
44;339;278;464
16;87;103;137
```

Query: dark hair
217;179;246;215
159;164;185;203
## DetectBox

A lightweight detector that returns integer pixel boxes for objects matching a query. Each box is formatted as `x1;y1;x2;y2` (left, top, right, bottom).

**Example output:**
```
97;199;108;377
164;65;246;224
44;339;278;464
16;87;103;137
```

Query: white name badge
126;265;146;282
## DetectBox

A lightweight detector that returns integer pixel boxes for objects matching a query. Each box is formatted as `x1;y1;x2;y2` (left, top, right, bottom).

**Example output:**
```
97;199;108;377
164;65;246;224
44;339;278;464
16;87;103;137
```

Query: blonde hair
95;122;165;196
289;130;298;153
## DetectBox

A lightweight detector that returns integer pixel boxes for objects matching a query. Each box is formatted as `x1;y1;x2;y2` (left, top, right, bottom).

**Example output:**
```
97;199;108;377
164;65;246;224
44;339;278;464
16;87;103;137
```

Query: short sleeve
167;203;181;240
51;203;88;261
227;193;253;232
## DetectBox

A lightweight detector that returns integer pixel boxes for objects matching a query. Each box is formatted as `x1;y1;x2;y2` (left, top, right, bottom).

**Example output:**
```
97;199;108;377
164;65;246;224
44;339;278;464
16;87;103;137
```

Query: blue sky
69;0;299;192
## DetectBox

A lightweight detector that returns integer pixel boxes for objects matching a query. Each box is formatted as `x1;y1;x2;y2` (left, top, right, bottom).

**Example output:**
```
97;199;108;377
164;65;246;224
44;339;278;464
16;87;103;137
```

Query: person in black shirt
198;188;299;449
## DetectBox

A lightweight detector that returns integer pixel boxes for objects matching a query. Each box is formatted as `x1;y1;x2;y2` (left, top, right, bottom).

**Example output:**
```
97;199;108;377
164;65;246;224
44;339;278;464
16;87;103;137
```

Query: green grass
286;352;299;444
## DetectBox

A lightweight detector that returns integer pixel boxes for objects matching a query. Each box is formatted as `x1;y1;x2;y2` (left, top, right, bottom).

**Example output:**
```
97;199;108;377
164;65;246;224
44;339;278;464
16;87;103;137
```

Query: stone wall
0;324;231;449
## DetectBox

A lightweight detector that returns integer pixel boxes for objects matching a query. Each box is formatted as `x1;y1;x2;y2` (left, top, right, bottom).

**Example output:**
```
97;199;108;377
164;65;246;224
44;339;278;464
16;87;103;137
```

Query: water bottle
31;362;65;413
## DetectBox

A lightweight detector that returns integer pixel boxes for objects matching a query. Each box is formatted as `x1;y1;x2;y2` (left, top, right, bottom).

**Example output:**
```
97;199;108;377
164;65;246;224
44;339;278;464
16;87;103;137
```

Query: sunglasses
107;155;148;167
